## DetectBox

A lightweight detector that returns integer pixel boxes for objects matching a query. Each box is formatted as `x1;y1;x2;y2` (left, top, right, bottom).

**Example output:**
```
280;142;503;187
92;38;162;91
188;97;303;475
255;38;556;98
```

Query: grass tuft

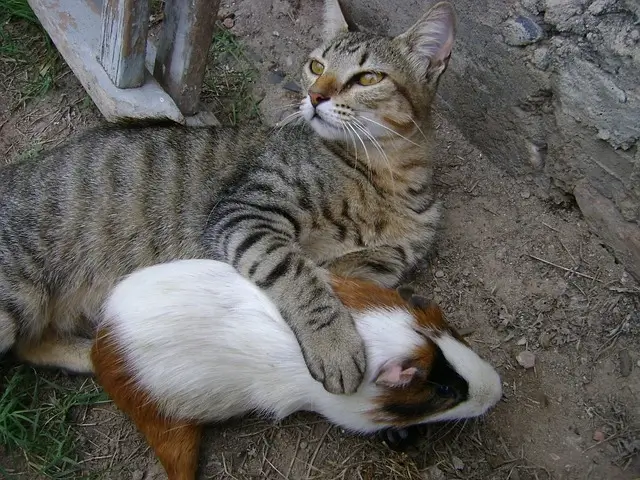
203;24;261;126
0;364;108;479
0;0;62;107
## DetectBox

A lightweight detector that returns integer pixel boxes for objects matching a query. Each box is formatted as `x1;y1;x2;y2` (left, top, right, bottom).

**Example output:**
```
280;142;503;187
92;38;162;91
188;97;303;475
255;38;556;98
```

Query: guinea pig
94;259;502;434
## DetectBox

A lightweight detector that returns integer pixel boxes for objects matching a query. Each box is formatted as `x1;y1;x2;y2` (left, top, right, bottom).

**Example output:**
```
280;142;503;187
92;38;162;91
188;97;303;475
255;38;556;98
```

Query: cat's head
300;0;456;143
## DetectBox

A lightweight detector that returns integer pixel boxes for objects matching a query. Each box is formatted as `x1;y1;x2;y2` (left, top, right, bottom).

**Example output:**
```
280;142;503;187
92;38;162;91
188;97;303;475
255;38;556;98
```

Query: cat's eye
310;60;325;75
357;71;385;86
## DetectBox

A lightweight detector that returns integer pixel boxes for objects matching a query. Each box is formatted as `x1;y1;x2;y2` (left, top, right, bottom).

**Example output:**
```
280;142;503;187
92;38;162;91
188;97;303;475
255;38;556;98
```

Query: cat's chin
307;117;346;141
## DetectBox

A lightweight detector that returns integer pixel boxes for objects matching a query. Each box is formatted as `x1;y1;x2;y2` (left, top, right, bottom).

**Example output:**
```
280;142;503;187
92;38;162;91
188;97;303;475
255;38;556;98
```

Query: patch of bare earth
1;1;638;479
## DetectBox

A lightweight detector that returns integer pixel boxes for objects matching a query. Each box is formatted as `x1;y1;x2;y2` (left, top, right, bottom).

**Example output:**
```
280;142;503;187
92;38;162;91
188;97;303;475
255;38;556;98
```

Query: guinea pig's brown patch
331;277;453;333
330;276;406;311
92;329;202;480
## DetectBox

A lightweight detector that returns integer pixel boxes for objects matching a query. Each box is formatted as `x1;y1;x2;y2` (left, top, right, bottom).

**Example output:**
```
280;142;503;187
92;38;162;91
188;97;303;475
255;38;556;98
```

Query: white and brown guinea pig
95;259;502;433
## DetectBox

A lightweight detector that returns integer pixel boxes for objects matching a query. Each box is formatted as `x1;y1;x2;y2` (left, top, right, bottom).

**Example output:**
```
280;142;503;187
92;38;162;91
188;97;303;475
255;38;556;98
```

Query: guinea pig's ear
375;361;420;388
396;285;415;303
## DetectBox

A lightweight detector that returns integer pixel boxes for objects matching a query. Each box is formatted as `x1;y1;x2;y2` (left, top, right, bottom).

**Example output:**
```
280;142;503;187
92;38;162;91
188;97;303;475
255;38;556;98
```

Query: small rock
131;470;144;480
533;298;553;313
282;81;302;93
502;16;544;46
433;286;442;293
222;17;234;29
539;331;554;348
267;70;285;84
420;465;445;480
435;270;445;278
592;430;605;442
516;350;536;369
619;349;632;377
285;56;294;68
300;440;308;449
532;47;551;70
463;269;471;276
588;0;615;15
521;190;531;199
516;336;527;346
272;30;280;36
452;455;465;470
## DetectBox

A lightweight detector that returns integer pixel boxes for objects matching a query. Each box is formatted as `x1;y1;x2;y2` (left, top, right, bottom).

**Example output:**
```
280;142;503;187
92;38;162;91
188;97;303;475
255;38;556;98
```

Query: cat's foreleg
323;245;413;287
206;202;366;395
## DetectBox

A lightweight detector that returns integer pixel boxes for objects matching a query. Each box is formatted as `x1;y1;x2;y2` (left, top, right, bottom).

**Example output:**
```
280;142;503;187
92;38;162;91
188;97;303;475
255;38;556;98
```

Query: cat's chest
301;197;416;261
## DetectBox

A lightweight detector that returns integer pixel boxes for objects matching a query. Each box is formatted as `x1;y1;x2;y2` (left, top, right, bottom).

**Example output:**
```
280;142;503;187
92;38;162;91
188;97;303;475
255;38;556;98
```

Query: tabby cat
0;0;456;394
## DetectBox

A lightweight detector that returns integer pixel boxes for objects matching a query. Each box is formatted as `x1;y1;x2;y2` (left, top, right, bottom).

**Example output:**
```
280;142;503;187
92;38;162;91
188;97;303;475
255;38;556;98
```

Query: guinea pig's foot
378;426;421;451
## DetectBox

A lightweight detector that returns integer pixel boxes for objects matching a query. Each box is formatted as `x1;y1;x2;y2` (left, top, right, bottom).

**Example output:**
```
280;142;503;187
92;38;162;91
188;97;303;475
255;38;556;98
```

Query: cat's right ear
323;0;358;40
394;2;457;84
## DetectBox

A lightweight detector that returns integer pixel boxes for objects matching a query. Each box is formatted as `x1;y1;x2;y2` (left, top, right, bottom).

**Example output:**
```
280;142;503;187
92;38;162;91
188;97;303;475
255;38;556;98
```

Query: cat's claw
300;312;366;395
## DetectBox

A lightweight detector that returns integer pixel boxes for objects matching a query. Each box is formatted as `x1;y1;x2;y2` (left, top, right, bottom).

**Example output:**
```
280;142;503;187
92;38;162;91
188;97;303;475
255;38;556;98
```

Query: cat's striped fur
0;0;456;394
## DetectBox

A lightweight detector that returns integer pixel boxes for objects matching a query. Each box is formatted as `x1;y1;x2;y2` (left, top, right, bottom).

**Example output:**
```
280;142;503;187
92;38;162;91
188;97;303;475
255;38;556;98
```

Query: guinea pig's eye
436;384;456;398
357;71;385;86
310;60;325;75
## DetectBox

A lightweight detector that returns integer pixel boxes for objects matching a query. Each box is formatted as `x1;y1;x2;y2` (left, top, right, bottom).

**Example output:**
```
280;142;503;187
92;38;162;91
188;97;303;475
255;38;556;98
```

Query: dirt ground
1;1;639;479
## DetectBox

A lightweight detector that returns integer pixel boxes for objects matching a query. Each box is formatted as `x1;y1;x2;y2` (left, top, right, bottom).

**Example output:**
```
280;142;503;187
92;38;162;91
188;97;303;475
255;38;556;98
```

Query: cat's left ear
323;0;359;40
394;2;457;82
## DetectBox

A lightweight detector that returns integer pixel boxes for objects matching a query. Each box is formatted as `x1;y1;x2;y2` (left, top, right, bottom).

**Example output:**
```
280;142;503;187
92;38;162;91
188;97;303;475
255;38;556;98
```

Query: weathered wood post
153;0;221;116
99;0;151;89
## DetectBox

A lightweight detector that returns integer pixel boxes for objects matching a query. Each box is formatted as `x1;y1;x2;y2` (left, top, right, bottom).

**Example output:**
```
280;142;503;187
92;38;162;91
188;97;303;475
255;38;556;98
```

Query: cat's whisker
350;120;396;192
344;121;373;180
339;120;359;170
408;117;429;143
274;111;303;130
270;102;305;113
356;116;423;148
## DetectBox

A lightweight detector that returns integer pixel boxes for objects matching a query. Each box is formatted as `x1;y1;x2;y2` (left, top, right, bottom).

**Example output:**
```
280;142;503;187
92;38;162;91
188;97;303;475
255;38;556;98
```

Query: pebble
592;430;605;442
131;470;144;480
300;441;308;449
222;17;235;29
463;269;471;276
420;465;445;480
619;349;632;377
435;270;445;278
539;331;554;348
521;190;531;199
516;336;527;346
533;297;553;313
502;16;544;46
282;81;302;93
452;455;465;470
272;30;280;36
267;70;285;84
516;350;536;369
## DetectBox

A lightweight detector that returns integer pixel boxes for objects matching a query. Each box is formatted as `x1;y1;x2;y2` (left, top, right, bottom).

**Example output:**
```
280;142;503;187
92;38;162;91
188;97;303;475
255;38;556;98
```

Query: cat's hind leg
0;310;17;354
14;331;94;374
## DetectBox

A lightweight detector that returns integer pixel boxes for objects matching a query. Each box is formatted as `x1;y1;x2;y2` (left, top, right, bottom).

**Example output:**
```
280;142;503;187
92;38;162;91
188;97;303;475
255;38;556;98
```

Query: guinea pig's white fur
100;259;502;433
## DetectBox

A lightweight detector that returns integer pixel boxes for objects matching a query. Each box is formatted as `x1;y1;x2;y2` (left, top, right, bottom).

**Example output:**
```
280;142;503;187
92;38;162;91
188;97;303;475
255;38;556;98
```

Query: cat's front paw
300;311;366;395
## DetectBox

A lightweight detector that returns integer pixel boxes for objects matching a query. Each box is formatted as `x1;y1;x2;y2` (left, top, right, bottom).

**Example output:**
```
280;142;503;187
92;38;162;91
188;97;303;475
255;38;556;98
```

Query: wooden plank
153;0;220;116
99;0;150;88
27;0;185;124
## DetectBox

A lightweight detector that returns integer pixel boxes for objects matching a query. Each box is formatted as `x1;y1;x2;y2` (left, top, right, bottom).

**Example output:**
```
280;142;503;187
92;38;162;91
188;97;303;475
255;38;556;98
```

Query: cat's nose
309;91;330;107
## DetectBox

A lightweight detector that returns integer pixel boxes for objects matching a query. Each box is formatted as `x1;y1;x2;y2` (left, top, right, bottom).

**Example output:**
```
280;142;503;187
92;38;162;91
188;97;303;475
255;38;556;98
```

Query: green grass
0;364;108;479
203;25;261;125
0;0;62;106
